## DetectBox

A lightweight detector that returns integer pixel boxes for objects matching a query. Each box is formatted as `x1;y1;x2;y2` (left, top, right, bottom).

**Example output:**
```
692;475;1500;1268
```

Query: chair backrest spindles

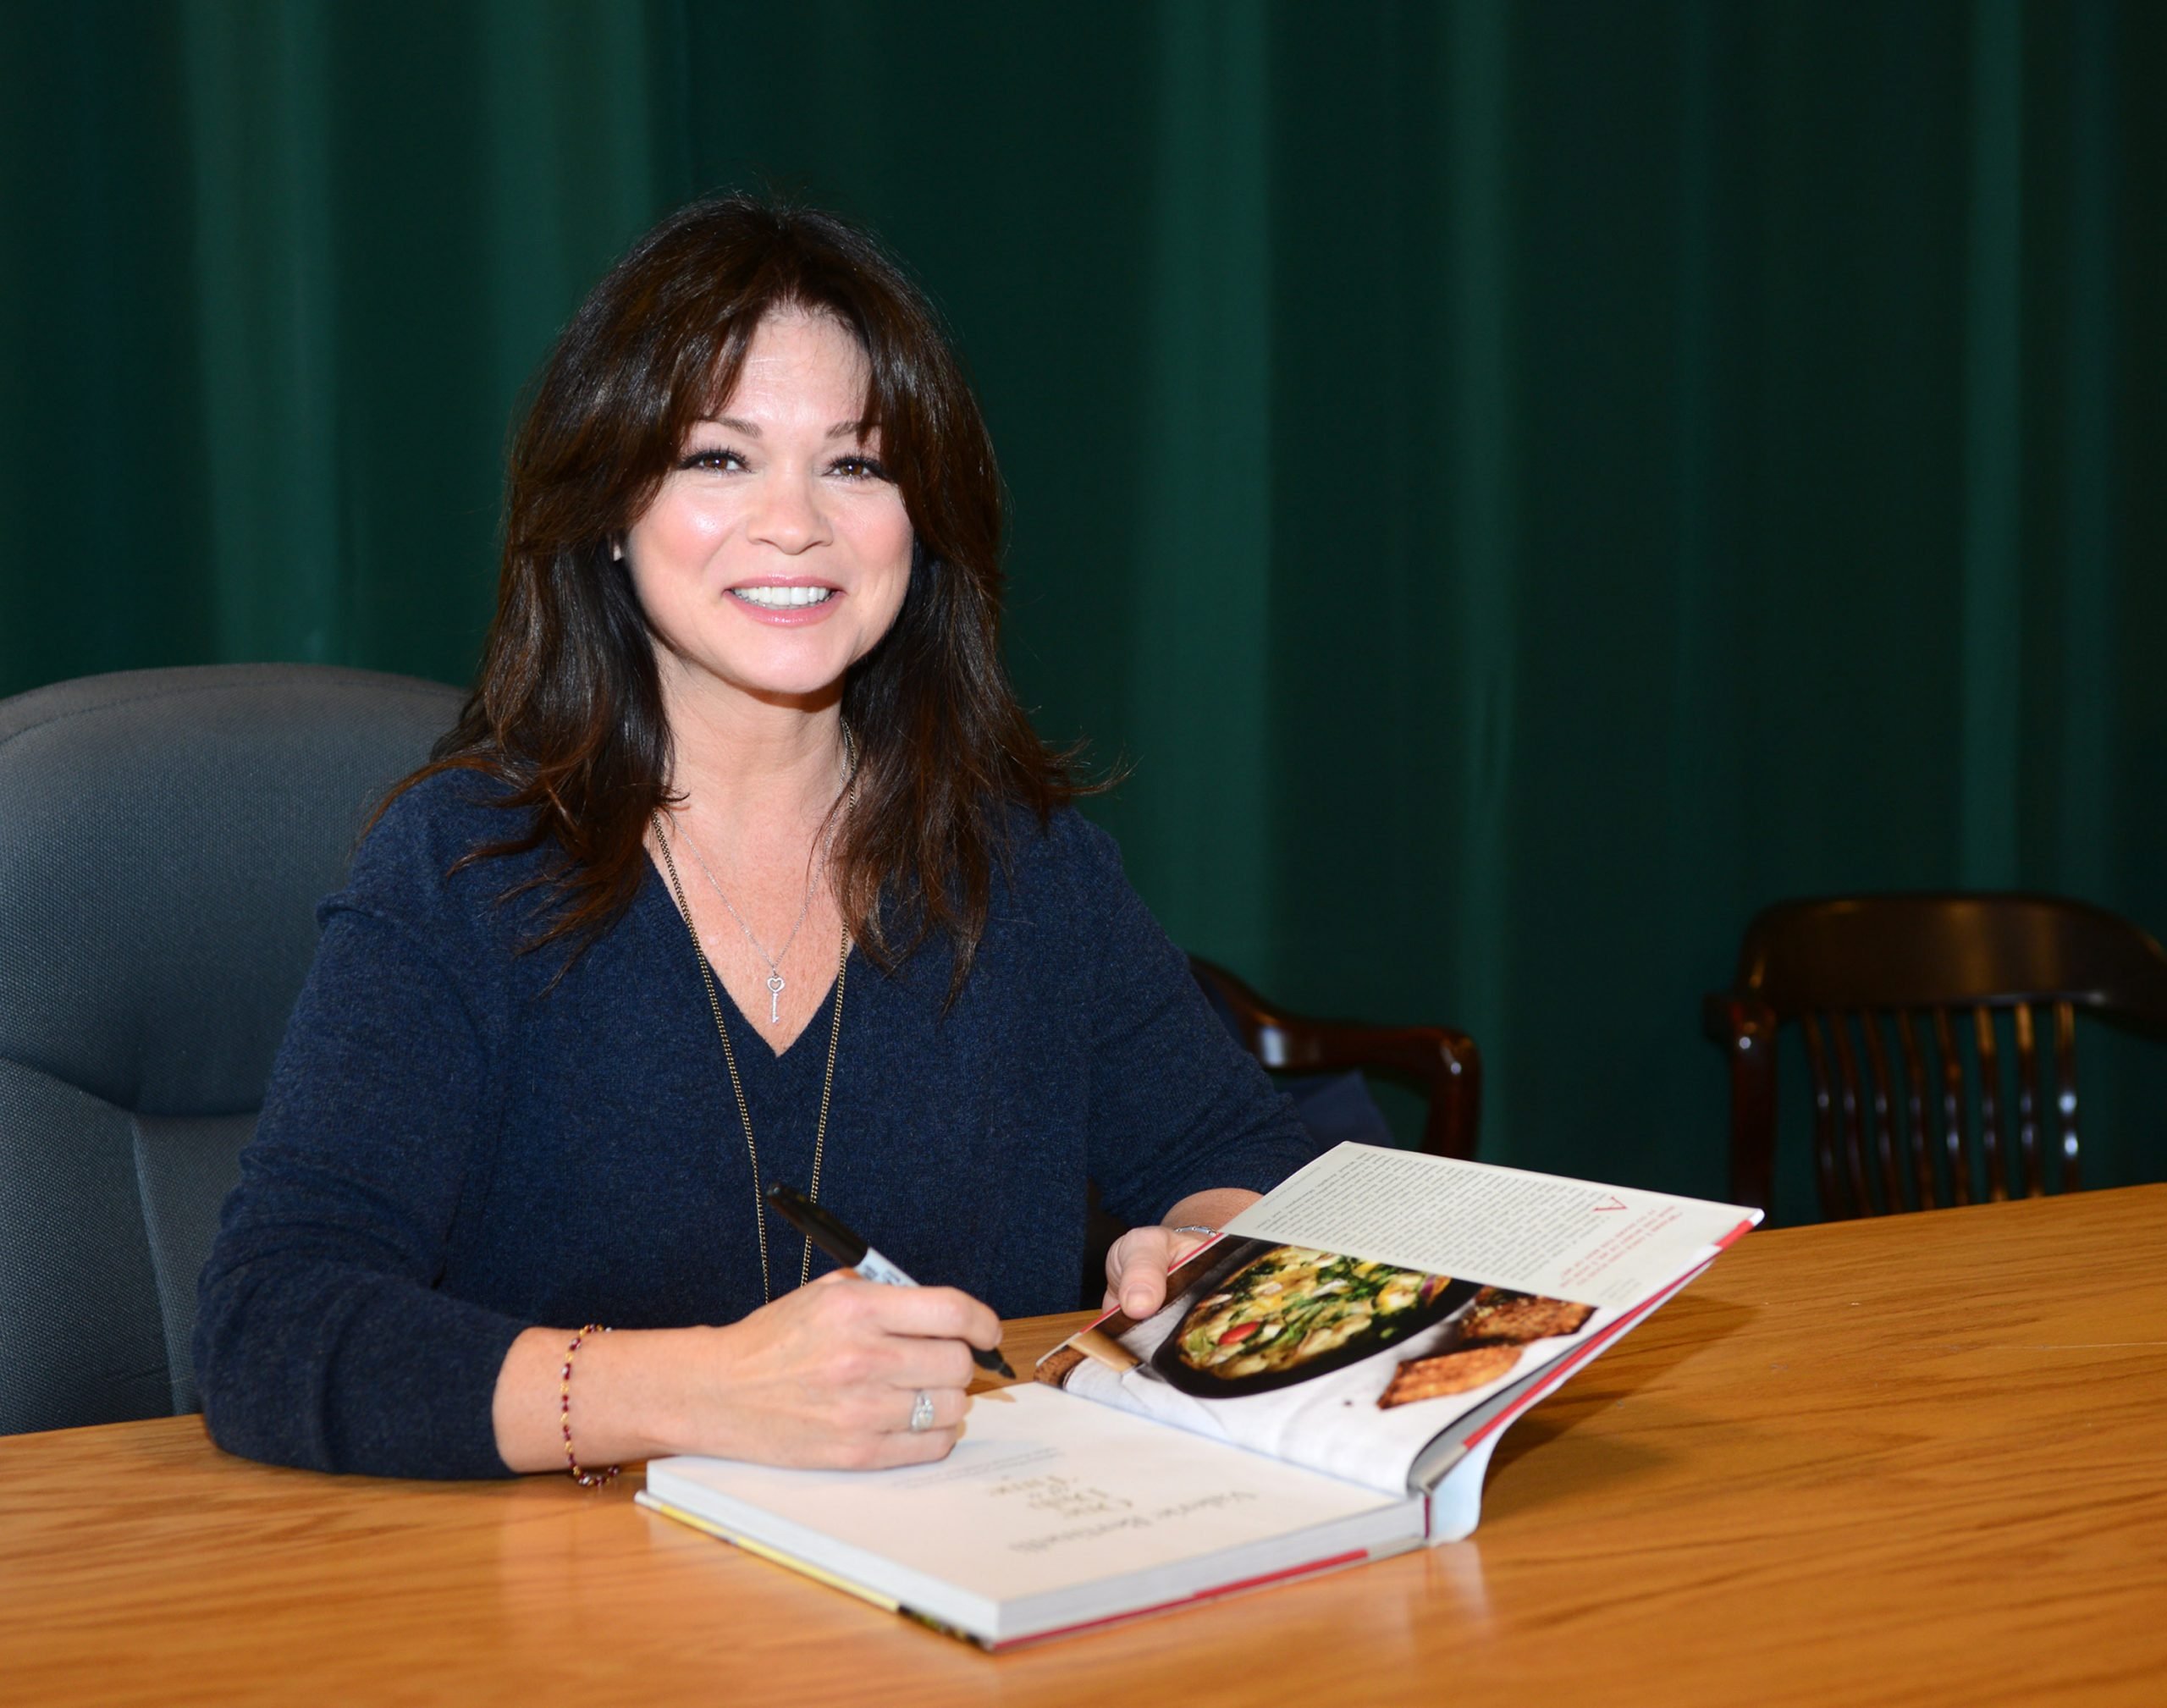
2012;1002;2043;1198
1972;1006;2004;1202
1894;1011;1936;1211
2053;1002;2081;1192
1800;1013;1843;1214
1930;1009;1971;1207
1857;1013;1905;1213
1827;1013;1873;1216
1710;894;2167;1218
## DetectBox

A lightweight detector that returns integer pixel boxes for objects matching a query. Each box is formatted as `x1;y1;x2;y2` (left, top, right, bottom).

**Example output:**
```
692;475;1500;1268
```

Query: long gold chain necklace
650;731;856;1303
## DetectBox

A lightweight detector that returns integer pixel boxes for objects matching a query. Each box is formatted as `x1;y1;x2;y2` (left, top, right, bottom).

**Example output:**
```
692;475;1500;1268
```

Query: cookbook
637;1143;1761;1649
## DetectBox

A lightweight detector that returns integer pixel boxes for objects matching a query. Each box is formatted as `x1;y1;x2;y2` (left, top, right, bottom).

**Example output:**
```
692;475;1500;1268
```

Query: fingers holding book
1102;1224;1199;1319
1101;1189;1260;1320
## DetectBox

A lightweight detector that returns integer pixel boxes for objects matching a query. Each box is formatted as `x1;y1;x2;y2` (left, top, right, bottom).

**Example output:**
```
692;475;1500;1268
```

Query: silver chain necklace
649;725;858;1304
674;726;854;1025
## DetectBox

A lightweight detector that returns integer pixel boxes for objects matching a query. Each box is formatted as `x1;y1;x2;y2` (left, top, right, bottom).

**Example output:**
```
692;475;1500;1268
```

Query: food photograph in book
1038;1240;1607;1496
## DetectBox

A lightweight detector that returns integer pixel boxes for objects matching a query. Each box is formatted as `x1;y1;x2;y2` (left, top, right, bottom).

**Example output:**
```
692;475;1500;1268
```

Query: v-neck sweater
192;771;1321;1478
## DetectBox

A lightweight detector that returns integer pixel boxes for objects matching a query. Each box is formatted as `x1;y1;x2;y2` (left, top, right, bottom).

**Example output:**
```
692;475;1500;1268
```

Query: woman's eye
830;455;890;481
679;446;747;472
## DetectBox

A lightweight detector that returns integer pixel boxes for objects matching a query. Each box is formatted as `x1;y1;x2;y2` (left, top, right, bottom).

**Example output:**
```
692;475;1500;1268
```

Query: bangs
682;298;891;442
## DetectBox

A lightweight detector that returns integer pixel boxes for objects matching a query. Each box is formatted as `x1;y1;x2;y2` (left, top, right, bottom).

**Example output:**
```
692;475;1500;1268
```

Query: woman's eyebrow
687;416;870;439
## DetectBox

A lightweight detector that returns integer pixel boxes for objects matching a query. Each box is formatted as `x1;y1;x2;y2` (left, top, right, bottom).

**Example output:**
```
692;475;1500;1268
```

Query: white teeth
731;585;834;609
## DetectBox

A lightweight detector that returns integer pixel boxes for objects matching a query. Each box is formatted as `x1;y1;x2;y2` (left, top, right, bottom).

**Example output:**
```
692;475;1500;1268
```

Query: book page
1222;1143;1757;1306
645;1382;1415;1628
1040;1149;1757;1495
1042;1238;1631;1496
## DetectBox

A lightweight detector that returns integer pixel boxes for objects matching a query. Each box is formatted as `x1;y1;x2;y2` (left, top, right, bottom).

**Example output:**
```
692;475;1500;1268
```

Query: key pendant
766;973;786;1023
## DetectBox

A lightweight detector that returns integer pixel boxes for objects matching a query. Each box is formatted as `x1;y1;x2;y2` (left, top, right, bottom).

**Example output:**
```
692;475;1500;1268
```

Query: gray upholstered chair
0;664;462;1434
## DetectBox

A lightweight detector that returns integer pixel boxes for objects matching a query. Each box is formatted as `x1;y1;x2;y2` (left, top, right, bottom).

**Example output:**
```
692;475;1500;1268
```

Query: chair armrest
1190;958;1481;1160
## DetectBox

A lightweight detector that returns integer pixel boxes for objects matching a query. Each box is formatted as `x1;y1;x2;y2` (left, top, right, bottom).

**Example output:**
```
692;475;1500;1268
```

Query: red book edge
979;1545;1382;1651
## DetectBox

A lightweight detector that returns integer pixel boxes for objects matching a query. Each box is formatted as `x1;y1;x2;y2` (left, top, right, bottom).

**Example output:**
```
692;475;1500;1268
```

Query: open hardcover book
637;1143;1761;1649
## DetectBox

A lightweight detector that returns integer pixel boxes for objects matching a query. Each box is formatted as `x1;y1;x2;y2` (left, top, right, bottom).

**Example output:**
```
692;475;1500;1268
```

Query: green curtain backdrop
4;1;2163;1216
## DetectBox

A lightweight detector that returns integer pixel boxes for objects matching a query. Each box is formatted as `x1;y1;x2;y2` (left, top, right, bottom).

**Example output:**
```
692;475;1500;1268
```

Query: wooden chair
1703;894;2167;1218
1188;957;1481;1160
1082;960;1481;1304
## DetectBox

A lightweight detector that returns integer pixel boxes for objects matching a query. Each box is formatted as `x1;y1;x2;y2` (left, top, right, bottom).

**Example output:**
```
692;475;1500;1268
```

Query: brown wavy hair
394;195;1083;994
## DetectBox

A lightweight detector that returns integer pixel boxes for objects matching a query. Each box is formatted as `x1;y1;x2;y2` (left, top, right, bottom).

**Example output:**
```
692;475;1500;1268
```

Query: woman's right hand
676;1273;1001;1468
491;1275;1005;1474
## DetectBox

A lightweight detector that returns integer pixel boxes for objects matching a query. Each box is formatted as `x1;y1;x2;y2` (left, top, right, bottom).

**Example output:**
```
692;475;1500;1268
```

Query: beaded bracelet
560;1324;619;1486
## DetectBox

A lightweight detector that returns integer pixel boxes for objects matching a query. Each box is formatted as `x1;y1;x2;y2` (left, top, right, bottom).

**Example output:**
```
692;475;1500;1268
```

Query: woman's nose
747;468;832;554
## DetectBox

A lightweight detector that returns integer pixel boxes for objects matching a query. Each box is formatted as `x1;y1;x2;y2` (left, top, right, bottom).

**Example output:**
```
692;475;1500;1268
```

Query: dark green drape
5;1;2164;1216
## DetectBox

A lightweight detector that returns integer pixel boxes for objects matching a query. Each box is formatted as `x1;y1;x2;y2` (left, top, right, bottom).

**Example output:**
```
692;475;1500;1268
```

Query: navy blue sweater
193;774;1320;1478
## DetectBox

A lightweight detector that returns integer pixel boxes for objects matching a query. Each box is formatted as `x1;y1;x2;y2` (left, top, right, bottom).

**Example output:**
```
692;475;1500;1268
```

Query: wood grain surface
4;1187;2164;1706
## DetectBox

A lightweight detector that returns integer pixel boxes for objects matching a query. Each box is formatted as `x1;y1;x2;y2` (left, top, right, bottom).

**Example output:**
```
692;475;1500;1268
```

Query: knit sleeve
192;789;531;1479
1064;816;1322;1227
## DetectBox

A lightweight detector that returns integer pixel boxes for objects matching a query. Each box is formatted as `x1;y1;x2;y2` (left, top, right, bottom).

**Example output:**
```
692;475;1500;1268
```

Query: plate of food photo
1150;1244;1478;1399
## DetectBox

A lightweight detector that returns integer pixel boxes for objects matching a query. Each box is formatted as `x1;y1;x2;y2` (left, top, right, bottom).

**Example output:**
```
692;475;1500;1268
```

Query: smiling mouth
730;586;835;609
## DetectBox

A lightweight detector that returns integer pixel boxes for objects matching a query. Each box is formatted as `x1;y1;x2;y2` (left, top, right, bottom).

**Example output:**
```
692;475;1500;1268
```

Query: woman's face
624;308;913;713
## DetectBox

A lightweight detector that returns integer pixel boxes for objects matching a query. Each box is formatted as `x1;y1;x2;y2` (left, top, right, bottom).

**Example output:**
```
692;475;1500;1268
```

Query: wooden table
5;1187;2164;1705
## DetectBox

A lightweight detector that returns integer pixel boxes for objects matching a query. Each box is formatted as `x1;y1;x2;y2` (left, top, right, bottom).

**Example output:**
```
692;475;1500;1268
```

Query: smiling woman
625;311;915;713
416;198;1039;1002
190;197;1323;1483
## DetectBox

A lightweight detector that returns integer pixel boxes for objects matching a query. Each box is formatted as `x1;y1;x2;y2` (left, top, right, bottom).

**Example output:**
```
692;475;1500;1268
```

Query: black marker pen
764;1182;1016;1378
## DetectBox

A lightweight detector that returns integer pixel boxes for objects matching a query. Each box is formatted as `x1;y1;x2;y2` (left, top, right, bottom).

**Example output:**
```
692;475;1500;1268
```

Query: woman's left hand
1101;1187;1260;1319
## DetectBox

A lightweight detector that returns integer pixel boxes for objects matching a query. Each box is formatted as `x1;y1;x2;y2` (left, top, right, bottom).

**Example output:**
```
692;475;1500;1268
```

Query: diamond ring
908;1390;935;1433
